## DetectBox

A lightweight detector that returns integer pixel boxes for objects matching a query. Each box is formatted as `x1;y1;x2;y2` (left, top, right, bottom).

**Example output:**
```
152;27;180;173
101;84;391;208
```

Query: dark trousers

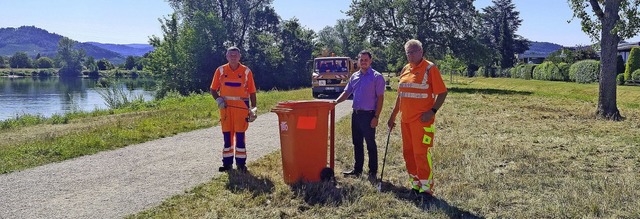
351;110;378;174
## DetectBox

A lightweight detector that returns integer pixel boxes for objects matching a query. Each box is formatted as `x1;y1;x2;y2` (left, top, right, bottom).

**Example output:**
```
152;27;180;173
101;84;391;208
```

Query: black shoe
342;170;362;177
237;164;248;172
368;172;377;180
218;165;232;172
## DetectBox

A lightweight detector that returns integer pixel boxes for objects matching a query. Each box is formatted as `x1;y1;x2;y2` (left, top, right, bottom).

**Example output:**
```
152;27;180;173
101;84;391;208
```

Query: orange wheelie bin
271;100;335;184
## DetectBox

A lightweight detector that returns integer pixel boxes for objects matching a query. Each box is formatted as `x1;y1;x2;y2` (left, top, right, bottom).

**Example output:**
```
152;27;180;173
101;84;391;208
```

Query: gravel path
0;100;353;219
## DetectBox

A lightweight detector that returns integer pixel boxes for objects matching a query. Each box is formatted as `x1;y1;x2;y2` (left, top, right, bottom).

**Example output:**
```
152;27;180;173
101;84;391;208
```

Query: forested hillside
0;26;124;63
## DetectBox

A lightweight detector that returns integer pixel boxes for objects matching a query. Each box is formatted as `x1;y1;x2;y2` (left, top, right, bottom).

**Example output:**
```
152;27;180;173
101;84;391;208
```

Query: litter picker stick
377;127;392;192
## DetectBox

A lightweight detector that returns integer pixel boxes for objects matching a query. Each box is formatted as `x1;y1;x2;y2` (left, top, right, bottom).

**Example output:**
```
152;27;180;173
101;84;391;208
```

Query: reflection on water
0;77;156;121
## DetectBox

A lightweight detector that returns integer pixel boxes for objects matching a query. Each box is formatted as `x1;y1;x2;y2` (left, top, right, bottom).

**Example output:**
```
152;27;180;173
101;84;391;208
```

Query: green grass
129;77;640;218
0;89;312;174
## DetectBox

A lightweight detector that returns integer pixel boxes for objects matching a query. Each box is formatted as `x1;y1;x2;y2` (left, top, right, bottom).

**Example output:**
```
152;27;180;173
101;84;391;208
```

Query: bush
633;69;640;80
509;67;518;78
498;68;511;78
569;60;600;83
624;47;640;80
518;64;536;80
617;73;626;85
557;63;570;81
533;62;552;81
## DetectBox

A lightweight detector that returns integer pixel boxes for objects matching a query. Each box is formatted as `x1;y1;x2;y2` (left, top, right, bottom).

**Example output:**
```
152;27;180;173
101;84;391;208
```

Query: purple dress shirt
344;68;385;111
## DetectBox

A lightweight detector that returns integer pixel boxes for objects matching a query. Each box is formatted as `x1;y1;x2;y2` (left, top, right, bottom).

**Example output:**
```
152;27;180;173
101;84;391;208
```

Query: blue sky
1;0;639;46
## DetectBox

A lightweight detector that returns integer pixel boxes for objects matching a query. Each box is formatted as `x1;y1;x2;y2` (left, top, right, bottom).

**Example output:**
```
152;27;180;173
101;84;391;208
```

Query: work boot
218;164;232;172
367;172;377;181
237;164;248;172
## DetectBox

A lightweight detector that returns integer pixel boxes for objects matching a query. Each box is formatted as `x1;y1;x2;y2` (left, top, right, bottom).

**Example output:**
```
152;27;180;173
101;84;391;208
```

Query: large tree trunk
596;0;622;121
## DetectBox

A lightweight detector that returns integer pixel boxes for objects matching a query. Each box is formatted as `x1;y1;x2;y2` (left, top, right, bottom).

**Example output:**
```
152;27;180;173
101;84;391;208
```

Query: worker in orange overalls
210;46;257;172
387;39;448;200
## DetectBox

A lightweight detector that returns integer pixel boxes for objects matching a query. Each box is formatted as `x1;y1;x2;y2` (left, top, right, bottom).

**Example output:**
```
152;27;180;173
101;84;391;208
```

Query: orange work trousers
401;120;435;194
219;100;250;166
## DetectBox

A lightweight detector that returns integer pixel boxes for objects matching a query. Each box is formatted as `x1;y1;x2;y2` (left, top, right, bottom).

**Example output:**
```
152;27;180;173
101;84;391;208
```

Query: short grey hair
404;39;422;50
226;46;240;52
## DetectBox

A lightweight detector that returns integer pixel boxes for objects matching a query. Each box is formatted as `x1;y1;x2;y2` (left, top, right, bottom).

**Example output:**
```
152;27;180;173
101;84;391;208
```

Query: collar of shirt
358;67;373;76
409;59;427;70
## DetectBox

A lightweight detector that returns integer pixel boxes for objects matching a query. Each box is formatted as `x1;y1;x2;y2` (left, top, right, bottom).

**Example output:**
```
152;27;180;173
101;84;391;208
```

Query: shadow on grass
380;181;484;219
449;87;532;96
290;180;346;206
226;170;275;197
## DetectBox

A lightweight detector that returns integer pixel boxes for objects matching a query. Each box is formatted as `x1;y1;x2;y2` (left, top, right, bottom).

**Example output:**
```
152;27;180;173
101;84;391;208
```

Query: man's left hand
370;117;378;128
420;111;435;123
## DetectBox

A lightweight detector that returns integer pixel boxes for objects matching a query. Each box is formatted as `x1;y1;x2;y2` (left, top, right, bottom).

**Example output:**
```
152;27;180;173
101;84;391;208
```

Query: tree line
146;0;533;97
0;39;146;77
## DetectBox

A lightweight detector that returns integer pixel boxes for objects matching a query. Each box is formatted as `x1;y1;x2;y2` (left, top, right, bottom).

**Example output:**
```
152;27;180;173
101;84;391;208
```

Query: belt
353;109;374;114
223;96;249;101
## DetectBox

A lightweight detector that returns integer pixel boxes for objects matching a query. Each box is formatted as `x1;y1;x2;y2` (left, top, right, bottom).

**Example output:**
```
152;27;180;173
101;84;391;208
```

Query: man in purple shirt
334;50;386;178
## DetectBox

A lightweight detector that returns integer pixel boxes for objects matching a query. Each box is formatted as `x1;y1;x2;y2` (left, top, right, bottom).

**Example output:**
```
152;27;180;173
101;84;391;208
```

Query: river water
0;77;156;121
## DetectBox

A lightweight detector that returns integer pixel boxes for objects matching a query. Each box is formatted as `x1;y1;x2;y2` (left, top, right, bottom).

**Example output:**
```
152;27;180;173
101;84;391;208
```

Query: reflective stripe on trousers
401;122;435;194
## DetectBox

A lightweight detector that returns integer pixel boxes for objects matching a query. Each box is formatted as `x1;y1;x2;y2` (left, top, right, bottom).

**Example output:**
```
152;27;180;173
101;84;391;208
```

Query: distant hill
85;42;153;57
0;26;127;64
519;41;564;58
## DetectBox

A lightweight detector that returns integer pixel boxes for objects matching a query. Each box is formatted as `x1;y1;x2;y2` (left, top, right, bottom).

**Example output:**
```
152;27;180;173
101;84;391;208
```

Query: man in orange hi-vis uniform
210;46;257;172
387;39;448;200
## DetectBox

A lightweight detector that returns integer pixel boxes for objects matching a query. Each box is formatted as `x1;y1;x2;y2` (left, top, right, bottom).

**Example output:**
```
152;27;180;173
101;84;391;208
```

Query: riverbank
0;89;314;174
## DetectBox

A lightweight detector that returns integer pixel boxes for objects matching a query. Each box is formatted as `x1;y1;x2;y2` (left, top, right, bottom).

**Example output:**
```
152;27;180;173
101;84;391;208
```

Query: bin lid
276;100;334;110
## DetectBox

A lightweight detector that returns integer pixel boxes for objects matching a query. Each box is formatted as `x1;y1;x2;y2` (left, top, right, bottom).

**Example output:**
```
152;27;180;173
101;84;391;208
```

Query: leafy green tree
0;56;6;68
96;59;113;71
35;57;54;68
244;6;282;90
347;0;477;62
569;0;640;120
335;19;367;59
624;47;640;80
9;52;33;68
84;56;97;71
124;56;137;70
168;0;273;49
279;19;315;89
316;26;343;56
57;37;84;78
481;0;529;68
148;11;227;96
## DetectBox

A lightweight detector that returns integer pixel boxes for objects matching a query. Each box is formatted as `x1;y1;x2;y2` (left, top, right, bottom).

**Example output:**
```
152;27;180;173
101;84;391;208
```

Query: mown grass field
128;77;640;218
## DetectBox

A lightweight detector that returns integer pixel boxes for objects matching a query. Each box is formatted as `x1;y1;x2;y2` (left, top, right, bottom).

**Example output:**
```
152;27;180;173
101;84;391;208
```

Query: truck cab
311;57;356;98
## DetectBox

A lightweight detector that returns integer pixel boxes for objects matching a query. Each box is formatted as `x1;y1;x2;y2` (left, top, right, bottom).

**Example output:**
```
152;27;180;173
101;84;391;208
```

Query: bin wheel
320;167;334;181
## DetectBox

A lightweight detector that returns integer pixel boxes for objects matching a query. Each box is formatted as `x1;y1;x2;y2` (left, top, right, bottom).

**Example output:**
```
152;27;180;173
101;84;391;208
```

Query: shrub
633;68;640;80
569;60;600;83
509;67;518;78
624;47;640;80
478;67;486;77
533;62;552;81
498;68;511;78
557;63;570;81
617;73;626;85
519;64;536;80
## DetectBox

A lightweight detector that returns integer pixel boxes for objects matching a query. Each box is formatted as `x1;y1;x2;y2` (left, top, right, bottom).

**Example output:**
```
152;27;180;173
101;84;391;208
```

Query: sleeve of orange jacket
429;65;447;95
210;67;221;91
246;69;257;94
